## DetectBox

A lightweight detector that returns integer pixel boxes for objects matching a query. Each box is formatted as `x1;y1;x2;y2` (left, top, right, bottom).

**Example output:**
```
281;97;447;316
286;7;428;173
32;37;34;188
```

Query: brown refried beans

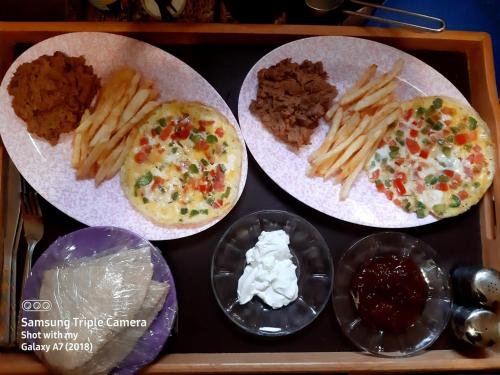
250;58;337;147
8;51;100;145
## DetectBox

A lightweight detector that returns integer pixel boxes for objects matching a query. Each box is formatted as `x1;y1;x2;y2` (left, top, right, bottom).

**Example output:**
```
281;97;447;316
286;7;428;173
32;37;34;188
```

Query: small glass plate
211;210;333;337
333;231;452;357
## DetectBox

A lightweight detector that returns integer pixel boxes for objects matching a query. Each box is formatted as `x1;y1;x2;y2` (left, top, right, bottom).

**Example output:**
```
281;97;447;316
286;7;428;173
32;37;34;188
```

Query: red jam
351;254;428;333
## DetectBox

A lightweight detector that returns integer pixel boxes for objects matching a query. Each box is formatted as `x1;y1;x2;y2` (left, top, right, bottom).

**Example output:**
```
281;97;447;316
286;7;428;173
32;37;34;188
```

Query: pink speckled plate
0;32;247;240
238;36;468;228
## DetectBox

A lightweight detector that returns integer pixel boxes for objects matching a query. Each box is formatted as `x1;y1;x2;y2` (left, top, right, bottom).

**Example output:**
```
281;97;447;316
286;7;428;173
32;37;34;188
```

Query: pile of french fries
308;59;404;200
72;67;160;186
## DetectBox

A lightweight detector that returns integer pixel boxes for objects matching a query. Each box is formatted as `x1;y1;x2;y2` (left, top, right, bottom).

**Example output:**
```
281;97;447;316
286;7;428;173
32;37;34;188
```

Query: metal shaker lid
462;308;498;347
473;268;500;307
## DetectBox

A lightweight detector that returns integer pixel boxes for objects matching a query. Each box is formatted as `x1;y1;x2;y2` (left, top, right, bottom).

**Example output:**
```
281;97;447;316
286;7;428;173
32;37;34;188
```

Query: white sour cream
237;230;298;309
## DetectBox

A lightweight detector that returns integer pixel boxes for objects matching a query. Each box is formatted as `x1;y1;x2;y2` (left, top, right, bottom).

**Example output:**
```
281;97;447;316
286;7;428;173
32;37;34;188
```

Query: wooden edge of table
1;350;499;374
0;23;499;373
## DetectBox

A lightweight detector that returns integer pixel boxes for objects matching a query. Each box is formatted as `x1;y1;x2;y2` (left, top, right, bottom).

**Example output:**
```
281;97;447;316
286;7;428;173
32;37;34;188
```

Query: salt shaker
452;266;500;307
451;305;499;347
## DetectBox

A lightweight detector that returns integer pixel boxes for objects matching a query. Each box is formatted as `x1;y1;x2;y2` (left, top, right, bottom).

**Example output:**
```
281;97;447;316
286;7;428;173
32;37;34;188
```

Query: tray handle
344;0;446;33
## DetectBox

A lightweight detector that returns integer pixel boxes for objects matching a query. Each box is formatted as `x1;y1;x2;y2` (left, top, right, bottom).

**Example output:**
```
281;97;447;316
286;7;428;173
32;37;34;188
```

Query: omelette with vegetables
367;96;495;219
122;101;243;226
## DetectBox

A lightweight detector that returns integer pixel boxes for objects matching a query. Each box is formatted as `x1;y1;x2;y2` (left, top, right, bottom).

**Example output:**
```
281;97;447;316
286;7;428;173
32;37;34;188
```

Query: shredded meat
8;51;100;145
250;58;337;147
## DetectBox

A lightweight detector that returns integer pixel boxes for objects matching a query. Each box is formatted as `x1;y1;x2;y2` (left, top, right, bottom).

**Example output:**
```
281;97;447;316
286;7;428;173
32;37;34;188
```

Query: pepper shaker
451;305;499;347
452;266;500;307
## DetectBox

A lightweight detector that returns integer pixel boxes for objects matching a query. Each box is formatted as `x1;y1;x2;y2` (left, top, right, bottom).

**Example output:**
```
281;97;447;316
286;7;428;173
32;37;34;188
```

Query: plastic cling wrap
21;227;177;375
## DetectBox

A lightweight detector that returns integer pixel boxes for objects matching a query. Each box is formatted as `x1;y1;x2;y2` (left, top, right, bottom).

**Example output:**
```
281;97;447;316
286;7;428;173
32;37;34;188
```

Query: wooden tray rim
0;23;498;374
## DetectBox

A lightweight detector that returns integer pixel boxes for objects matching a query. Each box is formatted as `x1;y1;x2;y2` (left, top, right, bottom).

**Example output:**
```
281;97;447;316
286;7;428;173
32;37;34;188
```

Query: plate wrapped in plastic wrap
21;226;177;375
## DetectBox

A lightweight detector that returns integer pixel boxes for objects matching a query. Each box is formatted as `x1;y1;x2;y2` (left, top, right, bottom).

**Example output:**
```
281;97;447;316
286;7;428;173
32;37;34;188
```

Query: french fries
72;68;160;186
309;59;404;199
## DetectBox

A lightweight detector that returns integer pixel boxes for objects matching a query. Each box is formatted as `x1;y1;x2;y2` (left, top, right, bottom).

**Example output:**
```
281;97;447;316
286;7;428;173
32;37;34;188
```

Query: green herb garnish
171;191;179;201
189;209;199;217
396;130;404;137
180;208;188;215
416;107;425;117
158;118;166;127
190;134;201;143
438;175;450;183
142;197;149;204
223;186;231;198
201;158;209;166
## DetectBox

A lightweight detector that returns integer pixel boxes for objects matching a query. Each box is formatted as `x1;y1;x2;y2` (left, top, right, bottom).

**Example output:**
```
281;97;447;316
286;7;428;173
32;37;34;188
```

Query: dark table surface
12;42;483;355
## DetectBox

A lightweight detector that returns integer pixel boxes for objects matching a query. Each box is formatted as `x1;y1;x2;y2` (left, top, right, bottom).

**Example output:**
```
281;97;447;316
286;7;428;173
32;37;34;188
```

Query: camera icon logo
22;300;52;311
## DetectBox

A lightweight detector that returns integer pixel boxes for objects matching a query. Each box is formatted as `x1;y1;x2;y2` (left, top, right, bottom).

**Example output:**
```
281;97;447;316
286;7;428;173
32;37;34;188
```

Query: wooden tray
0;23;499;374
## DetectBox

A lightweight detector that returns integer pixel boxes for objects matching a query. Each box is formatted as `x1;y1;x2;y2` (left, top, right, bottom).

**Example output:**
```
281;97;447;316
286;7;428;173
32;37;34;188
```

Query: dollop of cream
237;230;298;309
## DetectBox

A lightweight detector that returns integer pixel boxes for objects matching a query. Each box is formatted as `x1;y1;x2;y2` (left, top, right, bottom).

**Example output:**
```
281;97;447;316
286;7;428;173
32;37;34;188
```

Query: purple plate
21;226;177;374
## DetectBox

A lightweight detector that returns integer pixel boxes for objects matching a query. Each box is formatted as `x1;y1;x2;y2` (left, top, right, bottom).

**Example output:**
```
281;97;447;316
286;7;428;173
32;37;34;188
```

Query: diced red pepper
385;190;394;201
394;199;402;207
214;167;225;192
403;108;414;121
441;106;455;115
450;179;460;189
419;149;429;159
195;140;209;152
455;133;468;145
197;184;208;193
134;152;147;164
468;130;478;141
395;158;405;166
140;137;149;146
152;176;165;191
173;123;193;140
473;144;482;153
406;138;420;154
215;128;224;138
464;166;473;178
443;169;454;178
212;199;223;209
143;145;152;154
436;182;449;192
474;153;485;164
371;169;380;180
159;125;174;141
458;191;469;200
395;171;407;183
376;181;385;192
410;129;418;138
394;178;406;196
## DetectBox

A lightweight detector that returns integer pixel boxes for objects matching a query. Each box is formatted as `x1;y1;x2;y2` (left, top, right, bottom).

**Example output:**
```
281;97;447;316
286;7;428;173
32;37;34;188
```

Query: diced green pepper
432;204;447;215
189;164;199;173
432;97;443;110
135;171;153;188
449;195;461;208
190;209;199;217
425;175;438;185
432;121;444;131
468;116;478;130
206;134;218;144
416;208;427;218
438;175;450;183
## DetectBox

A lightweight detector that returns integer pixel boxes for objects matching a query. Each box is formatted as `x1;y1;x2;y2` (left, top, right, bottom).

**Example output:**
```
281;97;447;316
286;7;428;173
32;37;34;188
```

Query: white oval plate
238;36;468;228
0;32;248;240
